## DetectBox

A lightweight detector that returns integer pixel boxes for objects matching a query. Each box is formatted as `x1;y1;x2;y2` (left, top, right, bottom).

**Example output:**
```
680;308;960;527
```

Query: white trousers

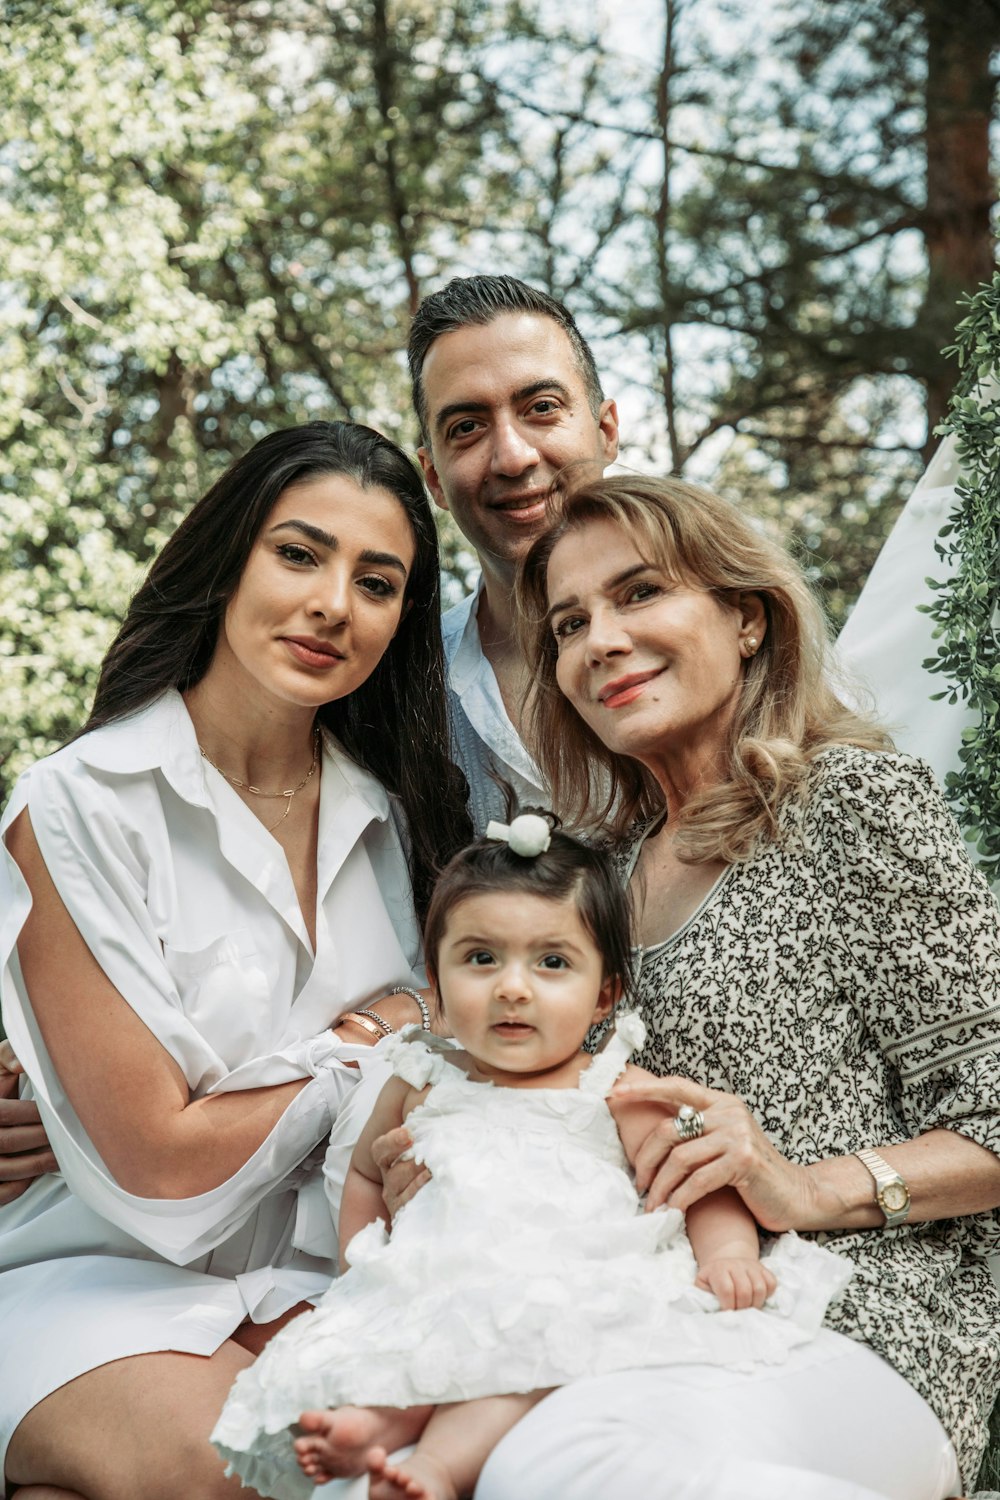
475;1331;961;1500
316;1330;960;1500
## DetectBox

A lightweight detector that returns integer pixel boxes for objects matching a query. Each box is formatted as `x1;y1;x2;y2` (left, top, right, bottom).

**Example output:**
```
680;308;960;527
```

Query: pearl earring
743;636;759;658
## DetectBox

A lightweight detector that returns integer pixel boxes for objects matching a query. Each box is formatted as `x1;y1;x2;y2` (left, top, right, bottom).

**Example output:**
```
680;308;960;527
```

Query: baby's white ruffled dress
212;1015;851;1500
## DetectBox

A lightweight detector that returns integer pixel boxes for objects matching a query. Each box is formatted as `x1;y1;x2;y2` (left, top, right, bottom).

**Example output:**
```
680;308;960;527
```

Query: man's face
417;312;619;581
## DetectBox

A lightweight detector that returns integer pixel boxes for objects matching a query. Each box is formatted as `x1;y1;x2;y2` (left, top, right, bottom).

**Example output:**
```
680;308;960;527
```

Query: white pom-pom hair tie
485;813;552;858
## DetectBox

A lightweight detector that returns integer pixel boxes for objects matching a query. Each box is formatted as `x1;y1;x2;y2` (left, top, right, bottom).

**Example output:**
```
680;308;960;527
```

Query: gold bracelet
353;1007;394;1037
334;1011;387;1043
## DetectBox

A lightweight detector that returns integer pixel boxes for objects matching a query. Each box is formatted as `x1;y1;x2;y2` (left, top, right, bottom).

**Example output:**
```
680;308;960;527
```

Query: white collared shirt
0;690;422;1273
442;576;547;832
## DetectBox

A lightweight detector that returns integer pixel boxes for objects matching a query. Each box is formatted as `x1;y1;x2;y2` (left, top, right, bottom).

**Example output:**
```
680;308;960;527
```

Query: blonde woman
486;474;1000;1500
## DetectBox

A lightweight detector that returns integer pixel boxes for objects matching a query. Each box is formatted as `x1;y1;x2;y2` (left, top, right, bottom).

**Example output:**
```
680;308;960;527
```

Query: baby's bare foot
295;1407;394;1482
366;1444;458;1500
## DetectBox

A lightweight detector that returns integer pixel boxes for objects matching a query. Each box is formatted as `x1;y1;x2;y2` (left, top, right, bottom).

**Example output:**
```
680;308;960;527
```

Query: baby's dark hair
423;812;634;997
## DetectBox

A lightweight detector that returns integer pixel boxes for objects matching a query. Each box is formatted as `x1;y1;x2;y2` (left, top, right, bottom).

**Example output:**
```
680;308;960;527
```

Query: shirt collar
75;690;206;800
75;688;390;824
443;574;486;693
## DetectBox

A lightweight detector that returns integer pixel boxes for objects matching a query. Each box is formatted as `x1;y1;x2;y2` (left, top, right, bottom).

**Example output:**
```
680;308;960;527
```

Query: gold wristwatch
855;1148;911;1228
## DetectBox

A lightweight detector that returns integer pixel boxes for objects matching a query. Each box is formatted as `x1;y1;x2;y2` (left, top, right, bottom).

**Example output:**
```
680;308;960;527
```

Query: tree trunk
654;0;682;471
152;352;193;464
371;0;422;319
922;0;999;458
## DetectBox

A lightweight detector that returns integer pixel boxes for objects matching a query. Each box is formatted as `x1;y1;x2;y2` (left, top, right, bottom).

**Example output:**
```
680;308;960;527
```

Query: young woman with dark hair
84;418;468;919
0;420;470;1500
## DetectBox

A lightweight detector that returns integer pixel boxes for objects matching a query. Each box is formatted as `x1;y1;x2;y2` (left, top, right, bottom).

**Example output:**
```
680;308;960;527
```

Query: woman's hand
0;1039;57;1206
608;1074;820;1232
370;1125;431;1220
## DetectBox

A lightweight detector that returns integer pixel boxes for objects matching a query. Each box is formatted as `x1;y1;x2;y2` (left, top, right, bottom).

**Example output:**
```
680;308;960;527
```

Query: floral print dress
596;746;1000;1490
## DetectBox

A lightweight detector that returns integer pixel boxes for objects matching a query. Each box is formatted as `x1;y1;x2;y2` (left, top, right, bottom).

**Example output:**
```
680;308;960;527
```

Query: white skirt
0;1254;330;1493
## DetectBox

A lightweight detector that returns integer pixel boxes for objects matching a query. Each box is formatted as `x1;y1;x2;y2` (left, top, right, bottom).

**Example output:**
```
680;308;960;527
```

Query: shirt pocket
161;928;272;1067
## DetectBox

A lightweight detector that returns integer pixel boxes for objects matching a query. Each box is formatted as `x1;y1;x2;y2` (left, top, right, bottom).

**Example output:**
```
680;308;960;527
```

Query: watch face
882;1182;909;1213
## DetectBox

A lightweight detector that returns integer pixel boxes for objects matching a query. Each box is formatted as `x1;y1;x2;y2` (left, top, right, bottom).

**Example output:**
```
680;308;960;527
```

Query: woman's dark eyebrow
269;518;336;548
546;562;653;624
268;520;408;575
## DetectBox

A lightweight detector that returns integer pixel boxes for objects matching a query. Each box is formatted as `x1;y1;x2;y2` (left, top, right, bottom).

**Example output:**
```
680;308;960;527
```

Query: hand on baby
695;1257;777;1311
610;1073;819;1231
0;1039;56;1207
372;1125;431;1219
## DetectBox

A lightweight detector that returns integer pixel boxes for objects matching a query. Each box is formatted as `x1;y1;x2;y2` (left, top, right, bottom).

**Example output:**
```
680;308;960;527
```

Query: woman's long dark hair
83;421;471;917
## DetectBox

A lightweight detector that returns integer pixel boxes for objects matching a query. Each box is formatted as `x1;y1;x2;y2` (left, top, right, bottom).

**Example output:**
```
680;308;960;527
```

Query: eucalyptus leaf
923;286;1000;884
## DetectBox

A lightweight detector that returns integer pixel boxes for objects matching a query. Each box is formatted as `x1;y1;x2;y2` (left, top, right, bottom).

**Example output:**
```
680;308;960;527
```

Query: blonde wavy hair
515;474;891;863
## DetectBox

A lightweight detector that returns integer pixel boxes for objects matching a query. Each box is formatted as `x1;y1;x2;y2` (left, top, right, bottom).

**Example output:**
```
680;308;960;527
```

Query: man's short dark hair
407;275;604;444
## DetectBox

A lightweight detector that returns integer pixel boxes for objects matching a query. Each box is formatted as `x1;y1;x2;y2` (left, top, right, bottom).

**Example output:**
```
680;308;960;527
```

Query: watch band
855;1148;911;1228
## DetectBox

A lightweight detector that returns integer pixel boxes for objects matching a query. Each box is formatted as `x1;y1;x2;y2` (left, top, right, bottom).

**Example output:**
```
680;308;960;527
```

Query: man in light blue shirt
407;276;619;828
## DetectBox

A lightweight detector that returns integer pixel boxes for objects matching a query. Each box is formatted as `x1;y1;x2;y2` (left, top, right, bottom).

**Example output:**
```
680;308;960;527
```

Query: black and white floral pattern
596;746;1000;1489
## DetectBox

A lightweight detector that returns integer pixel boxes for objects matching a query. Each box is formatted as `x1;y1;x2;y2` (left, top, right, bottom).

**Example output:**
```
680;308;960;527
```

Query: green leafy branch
922;273;1000;884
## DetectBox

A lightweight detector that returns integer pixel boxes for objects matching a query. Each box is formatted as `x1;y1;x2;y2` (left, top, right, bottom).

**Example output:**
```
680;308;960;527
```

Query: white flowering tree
0;2;278;789
0;0;516;800
3;0;996;806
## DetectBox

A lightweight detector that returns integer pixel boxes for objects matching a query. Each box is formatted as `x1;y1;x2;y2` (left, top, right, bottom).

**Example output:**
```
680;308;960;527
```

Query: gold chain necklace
199;729;321;832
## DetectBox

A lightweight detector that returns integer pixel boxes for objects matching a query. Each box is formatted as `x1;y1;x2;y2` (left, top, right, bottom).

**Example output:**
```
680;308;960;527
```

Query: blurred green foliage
923;278;1000;883
1;0;997;804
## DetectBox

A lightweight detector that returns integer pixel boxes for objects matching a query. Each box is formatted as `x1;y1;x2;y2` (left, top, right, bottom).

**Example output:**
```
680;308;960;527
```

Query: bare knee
9;1490;87;1499
10;1438;238;1500
7;1348;255;1500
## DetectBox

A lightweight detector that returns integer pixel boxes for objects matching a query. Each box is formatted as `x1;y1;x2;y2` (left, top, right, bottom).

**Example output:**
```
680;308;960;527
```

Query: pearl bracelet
386;984;432;1031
